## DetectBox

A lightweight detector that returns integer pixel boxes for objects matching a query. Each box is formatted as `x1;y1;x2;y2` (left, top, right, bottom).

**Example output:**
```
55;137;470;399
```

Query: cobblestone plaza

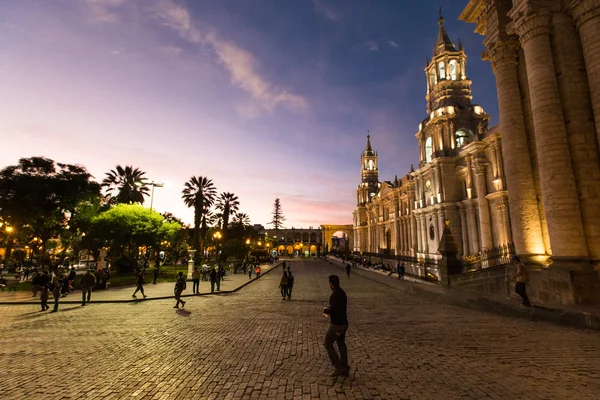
2;260;599;400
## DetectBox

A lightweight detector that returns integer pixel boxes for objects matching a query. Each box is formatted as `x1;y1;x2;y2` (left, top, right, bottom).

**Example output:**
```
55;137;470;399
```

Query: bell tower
357;135;380;205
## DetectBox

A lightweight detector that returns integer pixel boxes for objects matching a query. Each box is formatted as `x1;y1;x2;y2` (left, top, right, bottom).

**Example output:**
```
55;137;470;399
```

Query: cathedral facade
353;1;600;305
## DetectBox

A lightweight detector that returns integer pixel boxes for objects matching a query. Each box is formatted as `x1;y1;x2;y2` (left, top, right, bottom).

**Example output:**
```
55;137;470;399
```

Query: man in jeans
323;275;349;377
80;269;96;306
511;256;531;308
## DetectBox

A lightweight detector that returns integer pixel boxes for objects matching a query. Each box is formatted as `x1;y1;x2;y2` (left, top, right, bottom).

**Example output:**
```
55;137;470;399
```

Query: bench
0;279;19;292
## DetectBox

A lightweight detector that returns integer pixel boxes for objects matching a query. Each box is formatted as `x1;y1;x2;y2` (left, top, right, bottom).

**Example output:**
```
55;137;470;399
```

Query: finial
410;164;415;172
438;6;444;24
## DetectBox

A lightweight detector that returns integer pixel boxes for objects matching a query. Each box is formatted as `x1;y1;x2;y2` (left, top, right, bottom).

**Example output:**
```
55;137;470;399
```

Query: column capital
482;38;521;70
507;7;553;45
568;0;600;28
472;158;489;175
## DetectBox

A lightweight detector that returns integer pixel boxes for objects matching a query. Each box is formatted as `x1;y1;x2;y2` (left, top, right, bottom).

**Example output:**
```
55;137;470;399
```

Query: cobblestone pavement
1;260;599;400
0;264;275;304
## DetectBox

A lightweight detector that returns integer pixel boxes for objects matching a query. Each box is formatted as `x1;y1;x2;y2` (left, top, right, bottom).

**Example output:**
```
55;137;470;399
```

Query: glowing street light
149;181;164;211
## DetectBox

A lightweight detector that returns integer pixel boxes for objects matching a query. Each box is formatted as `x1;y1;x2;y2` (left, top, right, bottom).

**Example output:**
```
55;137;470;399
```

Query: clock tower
357;135;380;206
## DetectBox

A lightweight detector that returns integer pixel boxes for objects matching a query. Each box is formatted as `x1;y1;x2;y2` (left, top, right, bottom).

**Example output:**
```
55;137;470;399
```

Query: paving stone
0;259;599;399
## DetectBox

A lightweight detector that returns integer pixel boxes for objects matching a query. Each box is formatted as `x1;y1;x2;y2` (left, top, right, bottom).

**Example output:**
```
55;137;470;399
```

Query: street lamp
149;181;164;211
3;226;14;261
213;231;222;261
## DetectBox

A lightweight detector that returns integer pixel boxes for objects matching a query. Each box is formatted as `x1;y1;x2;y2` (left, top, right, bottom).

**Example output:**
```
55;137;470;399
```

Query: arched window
429;70;437;88
368;159;375;170
449;60;458;80
425;137;433;162
438;62;445;80
455;129;474;148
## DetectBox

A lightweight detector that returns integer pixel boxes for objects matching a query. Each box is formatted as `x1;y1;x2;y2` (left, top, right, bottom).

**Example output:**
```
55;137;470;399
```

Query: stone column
553;10;600;260
509;9;588;258
459;206;469;255
437;210;445;240
394;215;401;256
415;214;422;253
472;159;493;250
483;39;546;258
466;203;480;254
410;215;416;255
569;0;600;147
432;211;440;250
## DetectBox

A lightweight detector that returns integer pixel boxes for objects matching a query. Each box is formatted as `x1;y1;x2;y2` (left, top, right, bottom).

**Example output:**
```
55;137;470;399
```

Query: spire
458;38;464;51
434;8;456;56
363;132;375;156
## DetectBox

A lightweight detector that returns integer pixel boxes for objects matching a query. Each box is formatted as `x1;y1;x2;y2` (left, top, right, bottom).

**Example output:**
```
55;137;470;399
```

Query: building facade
353;4;600;305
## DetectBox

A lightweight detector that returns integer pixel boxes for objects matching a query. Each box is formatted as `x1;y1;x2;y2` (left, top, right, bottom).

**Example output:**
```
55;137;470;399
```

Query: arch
455;128;474;148
321;224;354;254
309;245;317;255
449;59;458;80
310;232;317;242
286;235;292;243
294;232;301;241
302;232;309;242
285;245;294;255
385;229;392;252
425;137;433;163
368;159;375;170
438;62;445;80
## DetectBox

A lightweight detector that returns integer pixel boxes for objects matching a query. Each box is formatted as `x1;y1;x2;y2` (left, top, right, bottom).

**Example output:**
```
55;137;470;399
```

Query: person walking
153;264;160;284
345;263;351;278
210;267;217;293
255;265;261;278
511;256;531;308
132;270;147;298
23;267;30;282
173;272;186;309
323;275;349;377
80;269;96;306
40;285;50;312
192;267;200;294
279;270;288;300
248;265;252;280
51;279;61;312
399;263;405;280
286;270;295;300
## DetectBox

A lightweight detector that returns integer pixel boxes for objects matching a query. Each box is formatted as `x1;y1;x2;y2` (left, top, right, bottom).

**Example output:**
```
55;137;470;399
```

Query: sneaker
132;295;137;298
328;369;340;378
143;295;148;298
173;306;179;309
182;301;186;308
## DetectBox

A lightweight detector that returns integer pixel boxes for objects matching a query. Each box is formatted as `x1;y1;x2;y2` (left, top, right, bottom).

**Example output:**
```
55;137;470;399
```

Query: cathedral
353;0;600;306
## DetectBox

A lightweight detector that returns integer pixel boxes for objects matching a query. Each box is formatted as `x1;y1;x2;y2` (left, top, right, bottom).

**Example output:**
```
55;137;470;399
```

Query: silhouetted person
174;272;186;309
192;267;200;294
345;263;351;278
210;268;217;293
279;271;288;300
511;256;531;307
287;271;294;300
132;270;147;298
153;265;160;284
323;275;349;377
80;270;96;306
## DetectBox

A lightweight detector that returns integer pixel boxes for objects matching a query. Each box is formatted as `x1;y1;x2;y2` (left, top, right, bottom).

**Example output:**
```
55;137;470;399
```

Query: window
438;62;445;80
449;60;458;80
455;129;474;148
425;137;433;162
429;70;437;88
368;159;375;170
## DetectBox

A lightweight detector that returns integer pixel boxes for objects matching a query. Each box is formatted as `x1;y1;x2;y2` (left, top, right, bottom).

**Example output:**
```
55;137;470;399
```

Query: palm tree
216;192;239;239
102;165;149;204
233;212;251;227
182;176;217;256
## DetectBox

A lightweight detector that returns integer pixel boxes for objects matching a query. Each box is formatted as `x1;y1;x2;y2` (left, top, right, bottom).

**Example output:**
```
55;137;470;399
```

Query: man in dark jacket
80;270;96;306
286;271;294;300
323;275;349;377
209;268;217;293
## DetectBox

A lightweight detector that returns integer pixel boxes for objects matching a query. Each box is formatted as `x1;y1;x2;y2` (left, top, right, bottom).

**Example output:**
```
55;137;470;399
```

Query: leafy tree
232;212;251;226
102;165;149;205
181;176;216;259
0;157;101;257
269;198;286;230
89;204;180;273
216;192;239;239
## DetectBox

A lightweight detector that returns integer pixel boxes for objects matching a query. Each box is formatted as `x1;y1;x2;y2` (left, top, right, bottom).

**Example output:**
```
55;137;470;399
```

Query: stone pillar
472;159;493;250
421;215;429;255
432;211;440;250
410;215;416;255
459;206;469;255
483;39;546;258
569;0;600;148
416;215;423;253
509;9;588;258
467;203;480;254
437;210;445;240
552;10;600;260
394;216;401;255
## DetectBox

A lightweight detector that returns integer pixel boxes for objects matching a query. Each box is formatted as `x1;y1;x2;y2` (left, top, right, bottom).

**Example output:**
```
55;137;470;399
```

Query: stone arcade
353;2;600;306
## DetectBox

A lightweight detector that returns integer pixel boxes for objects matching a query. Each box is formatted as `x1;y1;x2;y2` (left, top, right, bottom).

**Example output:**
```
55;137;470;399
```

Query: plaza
2;260;599;400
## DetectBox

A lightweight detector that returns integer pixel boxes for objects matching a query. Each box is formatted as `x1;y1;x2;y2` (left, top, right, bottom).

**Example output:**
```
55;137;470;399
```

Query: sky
0;0;499;228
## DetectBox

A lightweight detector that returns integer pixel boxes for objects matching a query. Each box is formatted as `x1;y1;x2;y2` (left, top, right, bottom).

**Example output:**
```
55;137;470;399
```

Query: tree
232;212;251;226
0;157;101;258
269;198;286;230
89;204;180;273
181;176;216;258
102;165;149;205
216;192;239;239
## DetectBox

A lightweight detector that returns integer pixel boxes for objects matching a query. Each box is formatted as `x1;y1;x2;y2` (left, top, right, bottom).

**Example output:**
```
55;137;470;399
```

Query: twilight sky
0;0;499;228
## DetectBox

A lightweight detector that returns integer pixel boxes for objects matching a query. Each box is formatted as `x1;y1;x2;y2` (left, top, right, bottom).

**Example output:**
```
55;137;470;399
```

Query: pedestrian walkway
327;256;600;331
0;262;279;305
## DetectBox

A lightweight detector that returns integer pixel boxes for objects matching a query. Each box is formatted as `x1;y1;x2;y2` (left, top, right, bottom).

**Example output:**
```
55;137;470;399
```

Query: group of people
278;262;295;300
38;269;97;312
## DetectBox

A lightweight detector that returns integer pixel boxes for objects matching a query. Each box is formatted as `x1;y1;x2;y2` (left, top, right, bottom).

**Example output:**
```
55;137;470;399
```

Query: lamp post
3;226;13;261
149;181;164;211
213;231;222;261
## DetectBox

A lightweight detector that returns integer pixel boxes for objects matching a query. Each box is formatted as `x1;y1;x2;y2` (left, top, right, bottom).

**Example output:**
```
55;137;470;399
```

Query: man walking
210;267;217;293
80;269;96;306
192;266;200;294
153;264;160;284
173;272;186;309
323;275;349;377
279;270;288;300
286;270;295;300
345;263;351;278
511;256;531;308
132;269;147;298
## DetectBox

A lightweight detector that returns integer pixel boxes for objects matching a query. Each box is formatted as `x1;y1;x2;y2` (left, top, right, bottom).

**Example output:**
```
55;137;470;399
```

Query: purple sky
0;0;498;228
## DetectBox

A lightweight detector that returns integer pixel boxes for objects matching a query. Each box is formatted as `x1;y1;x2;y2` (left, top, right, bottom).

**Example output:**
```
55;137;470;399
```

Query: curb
0;262;283;306
326;257;600;332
